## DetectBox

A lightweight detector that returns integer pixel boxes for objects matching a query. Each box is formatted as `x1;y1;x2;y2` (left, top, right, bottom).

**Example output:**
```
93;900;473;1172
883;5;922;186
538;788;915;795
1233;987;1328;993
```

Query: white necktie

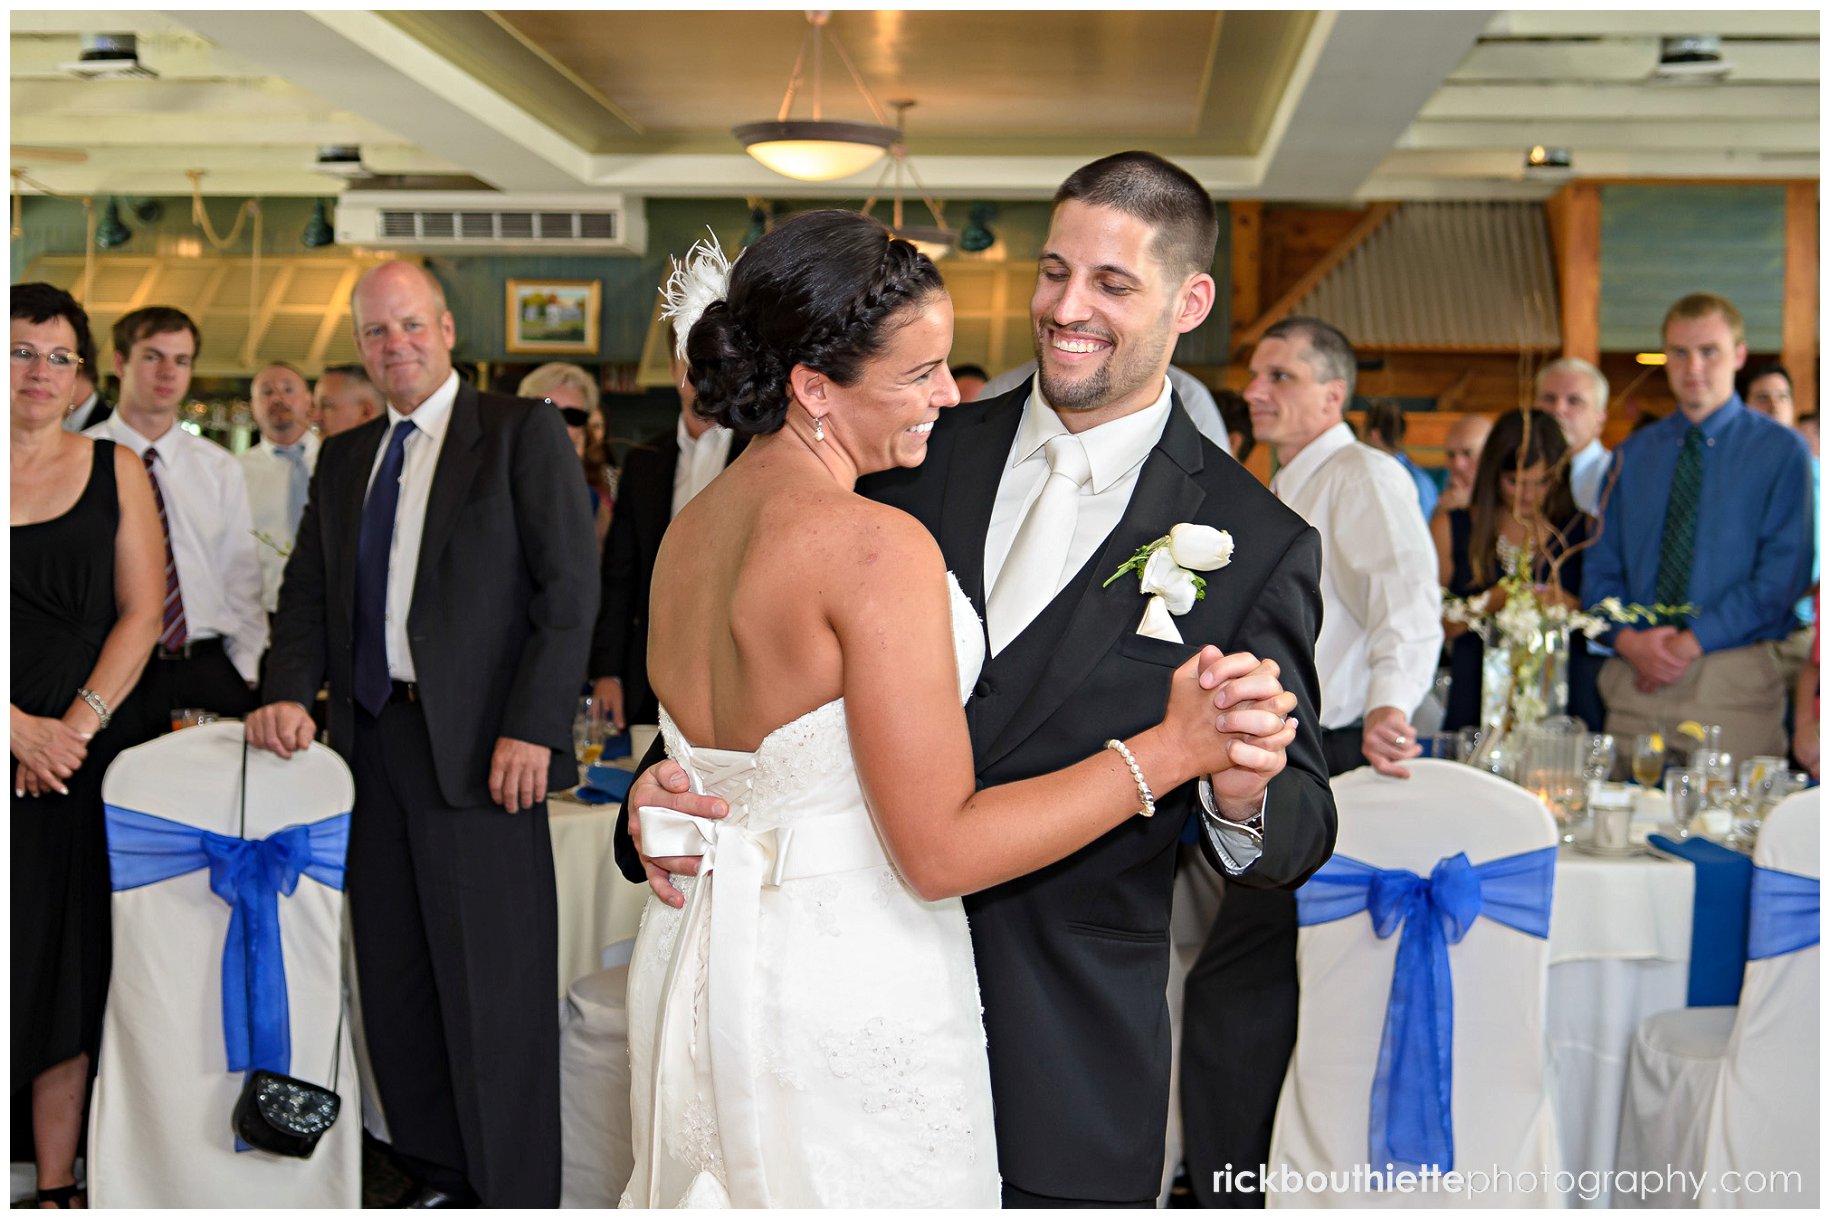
988;433;1092;654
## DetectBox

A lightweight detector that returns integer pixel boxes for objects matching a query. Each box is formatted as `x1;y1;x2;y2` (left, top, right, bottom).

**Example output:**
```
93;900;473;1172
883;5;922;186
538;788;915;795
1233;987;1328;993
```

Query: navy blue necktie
354;420;416;716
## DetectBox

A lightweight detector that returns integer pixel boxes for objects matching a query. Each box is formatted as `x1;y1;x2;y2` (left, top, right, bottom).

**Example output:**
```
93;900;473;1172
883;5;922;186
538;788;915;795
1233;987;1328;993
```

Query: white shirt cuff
1197;779;1267;875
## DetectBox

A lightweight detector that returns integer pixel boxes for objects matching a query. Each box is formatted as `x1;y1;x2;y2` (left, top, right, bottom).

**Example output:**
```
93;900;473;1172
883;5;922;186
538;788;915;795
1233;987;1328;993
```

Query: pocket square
1136;595;1184;643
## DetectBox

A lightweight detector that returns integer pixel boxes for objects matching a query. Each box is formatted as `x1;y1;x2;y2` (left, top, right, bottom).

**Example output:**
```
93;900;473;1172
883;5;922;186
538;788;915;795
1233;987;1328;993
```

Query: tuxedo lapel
937;389;1027;615
978;402;1208;771
330;417;387;613
415;384;484;578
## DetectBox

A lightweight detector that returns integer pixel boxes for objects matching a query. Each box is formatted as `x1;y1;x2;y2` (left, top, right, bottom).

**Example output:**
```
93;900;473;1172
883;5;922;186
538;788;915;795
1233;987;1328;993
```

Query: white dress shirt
672;416;735;520
986;375;1263;871
240;430;321;613
1270;422;1443;729
87;414;268;681
367;371;459;683
1569;437;1611;516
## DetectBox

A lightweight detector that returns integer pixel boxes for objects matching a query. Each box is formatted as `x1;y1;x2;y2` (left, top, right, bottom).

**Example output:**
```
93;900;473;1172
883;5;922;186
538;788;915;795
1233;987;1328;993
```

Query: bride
620;211;1296;1208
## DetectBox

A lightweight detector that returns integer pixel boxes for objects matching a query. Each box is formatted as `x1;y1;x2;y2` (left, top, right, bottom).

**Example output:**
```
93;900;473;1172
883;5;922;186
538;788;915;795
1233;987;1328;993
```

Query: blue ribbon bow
1296;846;1556;1174
106;805;350;1077
1747;865;1820;960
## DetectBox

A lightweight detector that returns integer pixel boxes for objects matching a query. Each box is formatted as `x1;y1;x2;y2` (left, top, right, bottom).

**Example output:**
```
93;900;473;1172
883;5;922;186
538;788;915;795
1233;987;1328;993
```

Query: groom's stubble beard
1033;306;1178;417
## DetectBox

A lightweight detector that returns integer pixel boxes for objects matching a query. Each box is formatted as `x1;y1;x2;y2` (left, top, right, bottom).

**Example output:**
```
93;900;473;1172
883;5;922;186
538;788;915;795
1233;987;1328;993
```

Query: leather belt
388;680;420;705
154;636;225;662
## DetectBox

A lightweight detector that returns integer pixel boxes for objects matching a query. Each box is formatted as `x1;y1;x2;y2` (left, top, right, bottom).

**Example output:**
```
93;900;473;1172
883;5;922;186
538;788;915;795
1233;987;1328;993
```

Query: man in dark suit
246;261;597;1208
621;153;1335;1206
588;358;744;728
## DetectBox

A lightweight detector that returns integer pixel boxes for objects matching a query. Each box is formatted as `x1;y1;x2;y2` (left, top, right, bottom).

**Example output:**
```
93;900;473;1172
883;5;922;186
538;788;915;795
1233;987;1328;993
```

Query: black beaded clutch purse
232;1068;341;1158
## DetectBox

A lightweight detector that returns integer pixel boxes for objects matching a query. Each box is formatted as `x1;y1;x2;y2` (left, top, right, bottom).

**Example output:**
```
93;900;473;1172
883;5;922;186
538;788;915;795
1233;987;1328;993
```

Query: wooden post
1783;182;1818;418
1229;201;1262;348
1544;182;1600;365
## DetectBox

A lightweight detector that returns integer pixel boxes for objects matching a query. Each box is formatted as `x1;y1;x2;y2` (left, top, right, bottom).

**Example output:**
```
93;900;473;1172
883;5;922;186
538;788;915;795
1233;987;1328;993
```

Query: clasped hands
1615;625;1701;692
628;647;1300;908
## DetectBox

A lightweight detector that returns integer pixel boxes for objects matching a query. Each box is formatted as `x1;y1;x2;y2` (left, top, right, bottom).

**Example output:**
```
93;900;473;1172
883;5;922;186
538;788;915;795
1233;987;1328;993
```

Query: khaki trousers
1599;642;1790;764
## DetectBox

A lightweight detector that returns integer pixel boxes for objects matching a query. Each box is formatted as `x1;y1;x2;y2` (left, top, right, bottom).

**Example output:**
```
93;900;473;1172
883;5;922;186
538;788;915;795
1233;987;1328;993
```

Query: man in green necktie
1583;293;1815;762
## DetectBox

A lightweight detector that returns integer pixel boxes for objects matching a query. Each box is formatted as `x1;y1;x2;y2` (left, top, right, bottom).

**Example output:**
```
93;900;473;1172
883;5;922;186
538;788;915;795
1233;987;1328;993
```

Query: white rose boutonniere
1105;522;1234;643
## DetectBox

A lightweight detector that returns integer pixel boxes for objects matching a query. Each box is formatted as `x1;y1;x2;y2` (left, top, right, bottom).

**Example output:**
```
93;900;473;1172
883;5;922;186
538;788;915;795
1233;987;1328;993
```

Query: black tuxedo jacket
265;382;599;807
588;425;746;724
616;385;1334;1200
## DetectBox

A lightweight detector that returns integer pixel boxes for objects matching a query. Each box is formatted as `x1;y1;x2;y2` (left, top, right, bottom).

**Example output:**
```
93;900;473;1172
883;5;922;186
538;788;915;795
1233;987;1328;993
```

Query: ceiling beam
1484;11;1821;38
166;10;591;191
1423;82;1816;120
1399;117;1818;153
1253;9;1496;200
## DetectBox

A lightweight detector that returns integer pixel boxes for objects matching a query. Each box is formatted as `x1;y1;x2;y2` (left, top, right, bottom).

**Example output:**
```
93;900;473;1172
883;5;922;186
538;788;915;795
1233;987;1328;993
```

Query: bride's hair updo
686;210;945;435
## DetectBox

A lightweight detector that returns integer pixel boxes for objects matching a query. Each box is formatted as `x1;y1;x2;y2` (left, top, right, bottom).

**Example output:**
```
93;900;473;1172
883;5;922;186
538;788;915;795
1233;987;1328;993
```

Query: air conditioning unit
333;192;646;255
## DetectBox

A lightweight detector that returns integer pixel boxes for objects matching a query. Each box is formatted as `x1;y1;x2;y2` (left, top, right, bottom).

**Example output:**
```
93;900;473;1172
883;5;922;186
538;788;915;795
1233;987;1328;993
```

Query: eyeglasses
11;346;84;370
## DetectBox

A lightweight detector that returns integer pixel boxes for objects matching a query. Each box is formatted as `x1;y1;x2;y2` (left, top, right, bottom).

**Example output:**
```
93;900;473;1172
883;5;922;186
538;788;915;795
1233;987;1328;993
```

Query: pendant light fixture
861;101;955;260
733;11;898;183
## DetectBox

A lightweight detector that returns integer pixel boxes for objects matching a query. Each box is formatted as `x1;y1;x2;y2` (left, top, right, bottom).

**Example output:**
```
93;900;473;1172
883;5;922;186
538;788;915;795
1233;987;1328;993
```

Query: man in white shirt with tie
1537;356;1612;515
239;362;320;616
1183;315;1441;1205
87;307;266;733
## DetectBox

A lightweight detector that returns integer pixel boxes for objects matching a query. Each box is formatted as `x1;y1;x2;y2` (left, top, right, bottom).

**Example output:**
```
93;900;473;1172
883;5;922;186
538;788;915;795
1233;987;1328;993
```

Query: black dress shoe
402;1186;478;1208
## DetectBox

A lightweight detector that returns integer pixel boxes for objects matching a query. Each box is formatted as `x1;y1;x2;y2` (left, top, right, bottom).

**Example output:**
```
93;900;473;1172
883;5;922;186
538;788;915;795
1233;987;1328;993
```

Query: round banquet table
547;793;650;1002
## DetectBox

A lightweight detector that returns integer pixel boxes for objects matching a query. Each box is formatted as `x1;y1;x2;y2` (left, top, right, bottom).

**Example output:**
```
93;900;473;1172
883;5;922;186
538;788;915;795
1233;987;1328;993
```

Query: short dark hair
1737;360;1792;400
949;364;988;382
1261;315;1358;400
685;209;945;435
1216;387;1253;463
11;282;94;369
1053;151;1219;280
1365;399;1406;448
113;306;201;361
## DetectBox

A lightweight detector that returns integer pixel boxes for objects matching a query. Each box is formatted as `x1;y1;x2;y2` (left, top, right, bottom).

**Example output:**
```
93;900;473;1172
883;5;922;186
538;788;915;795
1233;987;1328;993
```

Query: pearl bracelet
1104;738;1155;818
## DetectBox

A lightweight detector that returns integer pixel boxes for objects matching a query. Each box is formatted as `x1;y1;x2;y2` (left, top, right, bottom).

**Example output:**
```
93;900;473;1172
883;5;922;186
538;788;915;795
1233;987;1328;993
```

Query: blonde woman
519;361;613;548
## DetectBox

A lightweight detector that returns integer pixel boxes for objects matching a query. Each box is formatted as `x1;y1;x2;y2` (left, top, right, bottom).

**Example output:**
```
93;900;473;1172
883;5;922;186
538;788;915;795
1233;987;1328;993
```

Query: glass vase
1479;618;1571;737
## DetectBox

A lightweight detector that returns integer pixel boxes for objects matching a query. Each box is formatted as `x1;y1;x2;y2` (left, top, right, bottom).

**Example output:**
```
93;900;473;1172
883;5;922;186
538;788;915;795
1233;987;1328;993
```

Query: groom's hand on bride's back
628;759;728;908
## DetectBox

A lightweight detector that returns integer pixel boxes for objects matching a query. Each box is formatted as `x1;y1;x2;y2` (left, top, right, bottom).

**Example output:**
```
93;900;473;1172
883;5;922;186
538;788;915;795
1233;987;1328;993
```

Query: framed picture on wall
505;278;601;355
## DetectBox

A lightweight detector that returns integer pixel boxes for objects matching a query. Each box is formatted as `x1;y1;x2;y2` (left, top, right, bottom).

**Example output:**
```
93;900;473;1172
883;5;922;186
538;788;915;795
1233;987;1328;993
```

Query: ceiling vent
333;192;647;254
58;34;158;81
312;145;374;181
1651;36;1734;83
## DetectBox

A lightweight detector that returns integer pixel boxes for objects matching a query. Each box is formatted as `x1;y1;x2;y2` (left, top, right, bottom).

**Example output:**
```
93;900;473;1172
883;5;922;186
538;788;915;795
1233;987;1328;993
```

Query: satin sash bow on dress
1295;846;1556;1174
105;805;350;1078
1746;865;1820;960
636;736;888;1207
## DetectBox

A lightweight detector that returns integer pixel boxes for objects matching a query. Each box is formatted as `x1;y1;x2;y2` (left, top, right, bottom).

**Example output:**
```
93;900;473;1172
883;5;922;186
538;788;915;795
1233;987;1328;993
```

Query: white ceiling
9;8;1820;202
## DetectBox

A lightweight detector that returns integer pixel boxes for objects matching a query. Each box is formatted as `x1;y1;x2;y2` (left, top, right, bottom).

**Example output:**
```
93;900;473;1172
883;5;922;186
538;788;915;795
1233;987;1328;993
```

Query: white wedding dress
621;573;1001;1208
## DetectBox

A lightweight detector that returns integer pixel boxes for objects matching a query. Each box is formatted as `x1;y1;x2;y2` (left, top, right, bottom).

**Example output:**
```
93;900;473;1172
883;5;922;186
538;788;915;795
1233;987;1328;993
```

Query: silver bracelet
76;687;112;730
1104;738;1155;818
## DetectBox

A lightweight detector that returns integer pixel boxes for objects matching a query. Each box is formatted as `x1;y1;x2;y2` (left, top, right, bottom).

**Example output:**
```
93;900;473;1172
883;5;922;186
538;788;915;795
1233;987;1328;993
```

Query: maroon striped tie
143;449;188;650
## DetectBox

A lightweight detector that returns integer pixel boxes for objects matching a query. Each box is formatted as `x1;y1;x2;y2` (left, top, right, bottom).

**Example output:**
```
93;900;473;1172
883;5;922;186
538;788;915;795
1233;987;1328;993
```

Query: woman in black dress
1431;407;1606;732
11;283;163;1206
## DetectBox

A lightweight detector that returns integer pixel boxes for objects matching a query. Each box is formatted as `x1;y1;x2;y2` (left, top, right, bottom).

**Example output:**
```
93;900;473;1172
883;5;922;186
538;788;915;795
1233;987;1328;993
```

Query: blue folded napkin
598;732;632;761
1648;833;1754;1007
573;764;633;805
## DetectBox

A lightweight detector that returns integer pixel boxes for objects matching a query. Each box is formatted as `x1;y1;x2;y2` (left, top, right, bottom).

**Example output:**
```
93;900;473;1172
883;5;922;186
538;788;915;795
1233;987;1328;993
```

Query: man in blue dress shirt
1583;293;1814;762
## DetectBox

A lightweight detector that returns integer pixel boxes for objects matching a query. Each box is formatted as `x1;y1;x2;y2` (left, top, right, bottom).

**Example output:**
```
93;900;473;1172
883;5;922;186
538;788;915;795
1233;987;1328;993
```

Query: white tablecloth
548;796;649;999
1546;843;1696;1206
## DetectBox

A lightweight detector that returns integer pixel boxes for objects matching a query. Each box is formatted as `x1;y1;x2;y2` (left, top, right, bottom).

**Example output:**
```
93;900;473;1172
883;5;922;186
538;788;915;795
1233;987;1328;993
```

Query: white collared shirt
63;390;104;433
367;370;460;683
87;413;269;681
1270;422;1443;728
240;430;321;613
984;375;1263;871
1569;437;1611;516
672;415;735;519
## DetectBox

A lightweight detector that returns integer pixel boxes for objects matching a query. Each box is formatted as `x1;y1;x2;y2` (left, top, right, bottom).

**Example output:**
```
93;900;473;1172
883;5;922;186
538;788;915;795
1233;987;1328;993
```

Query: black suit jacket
266;382;599;807
617;386;1333;1200
588;425;746;724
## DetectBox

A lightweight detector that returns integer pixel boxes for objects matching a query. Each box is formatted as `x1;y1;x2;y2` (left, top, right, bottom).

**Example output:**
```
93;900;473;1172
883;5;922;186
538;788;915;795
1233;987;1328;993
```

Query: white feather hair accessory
658;228;736;362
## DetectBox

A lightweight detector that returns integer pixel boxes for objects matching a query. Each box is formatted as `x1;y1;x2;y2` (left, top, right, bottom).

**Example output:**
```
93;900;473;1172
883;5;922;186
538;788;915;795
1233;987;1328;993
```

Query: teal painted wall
1599;185;1787;351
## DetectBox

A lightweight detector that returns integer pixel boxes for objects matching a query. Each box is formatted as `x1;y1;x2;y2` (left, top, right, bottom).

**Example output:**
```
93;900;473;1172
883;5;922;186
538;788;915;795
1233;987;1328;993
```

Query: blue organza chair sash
105;804;350;1079
1746;865;1820;960
1295;846;1557;1174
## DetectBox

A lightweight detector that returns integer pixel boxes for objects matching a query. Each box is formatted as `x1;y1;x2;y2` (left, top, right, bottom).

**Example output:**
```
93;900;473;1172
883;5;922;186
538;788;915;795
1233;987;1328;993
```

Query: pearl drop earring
813;415;826;443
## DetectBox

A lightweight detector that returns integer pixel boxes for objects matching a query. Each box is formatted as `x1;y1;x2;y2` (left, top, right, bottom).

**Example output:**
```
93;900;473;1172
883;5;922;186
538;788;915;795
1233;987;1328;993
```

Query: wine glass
1666;768;1706;837
1455;726;1485;765
1584;733;1617;785
573;696;605;766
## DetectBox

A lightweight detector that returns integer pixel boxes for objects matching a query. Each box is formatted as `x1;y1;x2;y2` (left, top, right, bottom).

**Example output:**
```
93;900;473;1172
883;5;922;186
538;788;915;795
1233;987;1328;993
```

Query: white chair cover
1267;760;1561;1207
1616;789;1819;1209
87;723;359;1208
559;942;635;1208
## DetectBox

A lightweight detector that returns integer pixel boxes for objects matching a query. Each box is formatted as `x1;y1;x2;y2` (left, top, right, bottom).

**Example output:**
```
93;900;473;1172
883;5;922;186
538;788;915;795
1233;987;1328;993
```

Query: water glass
1521;726;1585;841
1583;733;1617;785
1455;726;1485;765
573;696;605;765
1666;767;1707;836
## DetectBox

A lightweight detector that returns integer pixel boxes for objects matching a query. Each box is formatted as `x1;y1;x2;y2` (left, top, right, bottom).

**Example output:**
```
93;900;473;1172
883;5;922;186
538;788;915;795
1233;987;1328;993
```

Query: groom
621;152;1335;1206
